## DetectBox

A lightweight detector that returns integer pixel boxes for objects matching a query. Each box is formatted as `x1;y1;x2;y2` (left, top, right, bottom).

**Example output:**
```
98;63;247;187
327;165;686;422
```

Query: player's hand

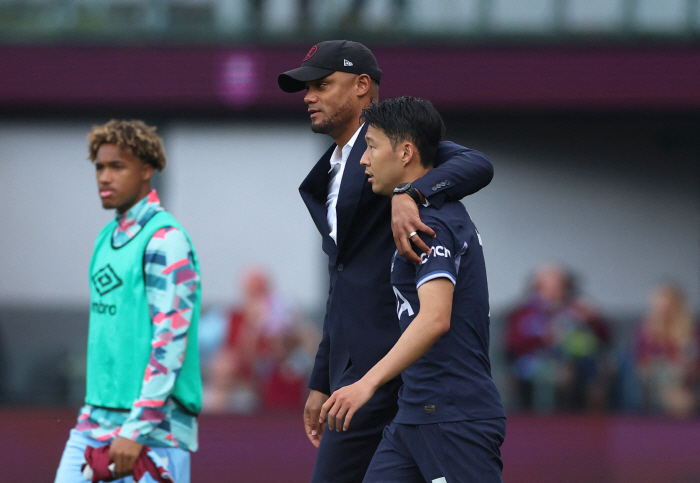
319;379;376;432
391;192;435;264
304;389;329;448
109;435;143;478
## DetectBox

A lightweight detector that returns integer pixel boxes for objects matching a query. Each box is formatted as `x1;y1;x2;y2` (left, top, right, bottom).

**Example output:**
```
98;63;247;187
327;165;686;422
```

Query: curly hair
87;119;167;171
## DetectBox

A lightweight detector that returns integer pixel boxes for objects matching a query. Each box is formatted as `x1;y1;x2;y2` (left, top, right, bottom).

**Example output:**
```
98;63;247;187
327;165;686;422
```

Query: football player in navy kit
320;96;506;483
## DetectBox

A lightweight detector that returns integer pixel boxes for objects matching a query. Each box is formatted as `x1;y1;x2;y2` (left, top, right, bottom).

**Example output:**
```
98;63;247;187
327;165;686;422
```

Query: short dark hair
88;119;167;171
361;96;445;168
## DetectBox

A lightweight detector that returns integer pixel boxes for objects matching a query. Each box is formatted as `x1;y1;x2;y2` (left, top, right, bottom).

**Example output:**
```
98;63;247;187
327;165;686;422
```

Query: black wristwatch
393;182;422;205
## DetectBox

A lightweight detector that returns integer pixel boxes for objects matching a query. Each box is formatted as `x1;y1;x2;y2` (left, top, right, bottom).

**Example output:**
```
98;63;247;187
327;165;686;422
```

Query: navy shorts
363;418;506;483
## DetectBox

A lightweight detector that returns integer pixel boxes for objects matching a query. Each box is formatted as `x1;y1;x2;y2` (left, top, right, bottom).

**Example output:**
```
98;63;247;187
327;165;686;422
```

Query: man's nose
97;169;111;184
359;150;370;166
304;90;316;105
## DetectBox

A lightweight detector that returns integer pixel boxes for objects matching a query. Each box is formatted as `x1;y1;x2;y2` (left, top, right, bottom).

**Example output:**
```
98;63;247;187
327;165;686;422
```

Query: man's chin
311;120;332;135
370;184;390;197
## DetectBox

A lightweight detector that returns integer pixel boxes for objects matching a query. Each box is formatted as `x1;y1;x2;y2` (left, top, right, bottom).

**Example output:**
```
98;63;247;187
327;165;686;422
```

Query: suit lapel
299;145;338;259
335;123;369;250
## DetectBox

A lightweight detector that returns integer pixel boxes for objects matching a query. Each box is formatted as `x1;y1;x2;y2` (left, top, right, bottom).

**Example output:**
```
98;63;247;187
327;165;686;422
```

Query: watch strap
394;183;422;205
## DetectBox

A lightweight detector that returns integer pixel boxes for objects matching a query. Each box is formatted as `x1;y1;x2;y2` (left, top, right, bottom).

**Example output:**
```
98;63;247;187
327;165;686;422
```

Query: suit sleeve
307;289;332;395
411;141;493;209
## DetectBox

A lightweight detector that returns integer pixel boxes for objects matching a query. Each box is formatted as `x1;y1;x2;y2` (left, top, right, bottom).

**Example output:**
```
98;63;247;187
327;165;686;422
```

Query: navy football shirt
391;201;505;424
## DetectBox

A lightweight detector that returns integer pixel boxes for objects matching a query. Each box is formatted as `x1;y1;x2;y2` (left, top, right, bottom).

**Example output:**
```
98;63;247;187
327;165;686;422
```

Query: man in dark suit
278;40;494;483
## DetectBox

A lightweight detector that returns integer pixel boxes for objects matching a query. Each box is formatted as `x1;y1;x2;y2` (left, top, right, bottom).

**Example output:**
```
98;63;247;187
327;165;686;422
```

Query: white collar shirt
326;123;364;244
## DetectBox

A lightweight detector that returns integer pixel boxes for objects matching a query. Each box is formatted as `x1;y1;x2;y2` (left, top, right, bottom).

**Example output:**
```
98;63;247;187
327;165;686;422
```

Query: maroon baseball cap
278;40;382;93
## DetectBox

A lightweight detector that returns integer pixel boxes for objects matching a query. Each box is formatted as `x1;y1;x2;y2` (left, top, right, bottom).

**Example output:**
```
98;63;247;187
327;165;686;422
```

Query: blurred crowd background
1;0;699;422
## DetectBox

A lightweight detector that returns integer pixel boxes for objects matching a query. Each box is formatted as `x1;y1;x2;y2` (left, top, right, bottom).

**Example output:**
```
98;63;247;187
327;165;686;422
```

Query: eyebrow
309;76;332;85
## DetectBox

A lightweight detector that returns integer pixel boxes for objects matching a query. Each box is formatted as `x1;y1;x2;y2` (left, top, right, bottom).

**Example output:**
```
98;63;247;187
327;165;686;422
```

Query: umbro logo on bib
92;264;123;296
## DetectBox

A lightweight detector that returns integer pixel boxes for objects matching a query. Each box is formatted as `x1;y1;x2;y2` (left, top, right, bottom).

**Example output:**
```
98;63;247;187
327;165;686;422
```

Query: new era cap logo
92;264;123;296
344;59;353;66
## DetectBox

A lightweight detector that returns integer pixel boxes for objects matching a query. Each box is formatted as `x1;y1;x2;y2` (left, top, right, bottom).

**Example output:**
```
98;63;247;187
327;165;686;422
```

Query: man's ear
401;142;415;167
356;74;372;97
141;161;154;182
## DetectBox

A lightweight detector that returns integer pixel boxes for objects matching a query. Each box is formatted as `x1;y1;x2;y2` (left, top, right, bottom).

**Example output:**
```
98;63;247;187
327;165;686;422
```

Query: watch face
394;182;411;193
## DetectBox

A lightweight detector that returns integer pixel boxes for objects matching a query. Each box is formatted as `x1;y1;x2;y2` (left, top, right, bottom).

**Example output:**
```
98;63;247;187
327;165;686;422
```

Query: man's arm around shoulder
392;142;492;262
414;141;493;209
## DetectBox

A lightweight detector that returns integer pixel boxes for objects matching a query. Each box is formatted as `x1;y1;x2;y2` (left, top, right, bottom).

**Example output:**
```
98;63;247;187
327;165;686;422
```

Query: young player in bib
320;97;506;483
54;120;202;483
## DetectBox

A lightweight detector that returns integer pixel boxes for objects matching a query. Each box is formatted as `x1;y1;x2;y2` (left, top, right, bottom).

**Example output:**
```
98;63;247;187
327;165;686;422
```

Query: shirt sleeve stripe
416;271;456;289
162;257;190;275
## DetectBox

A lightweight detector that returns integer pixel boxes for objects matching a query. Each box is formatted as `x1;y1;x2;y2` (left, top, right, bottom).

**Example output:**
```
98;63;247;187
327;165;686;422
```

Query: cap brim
278;66;335;93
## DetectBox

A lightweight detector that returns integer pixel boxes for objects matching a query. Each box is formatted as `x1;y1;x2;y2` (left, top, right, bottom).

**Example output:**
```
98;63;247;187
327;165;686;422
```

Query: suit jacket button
337;263;344;271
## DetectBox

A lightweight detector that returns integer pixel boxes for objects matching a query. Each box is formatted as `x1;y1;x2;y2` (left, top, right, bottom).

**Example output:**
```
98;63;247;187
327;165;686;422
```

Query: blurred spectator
202;268;319;413
505;264;612;412
634;283;699;417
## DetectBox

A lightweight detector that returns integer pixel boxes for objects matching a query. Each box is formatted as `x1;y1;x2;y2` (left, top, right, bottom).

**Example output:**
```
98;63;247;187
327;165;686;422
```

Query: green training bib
85;211;202;415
